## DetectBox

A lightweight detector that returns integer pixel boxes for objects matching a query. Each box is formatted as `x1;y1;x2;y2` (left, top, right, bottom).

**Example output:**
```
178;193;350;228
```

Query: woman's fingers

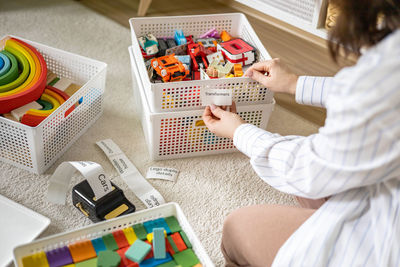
231;102;237;113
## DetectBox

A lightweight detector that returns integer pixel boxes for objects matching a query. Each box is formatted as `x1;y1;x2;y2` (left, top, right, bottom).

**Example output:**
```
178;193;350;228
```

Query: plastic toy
220;30;232;42
215;61;234;78
158;39;168;56
196;38;217;49
199;28;220;39
234;63;243;77
138;34;159;55
151;54;189;82
188;43;209;71
174;55;191;70
174;30;187;45
206;51;224;65
166;39;177;48
218;38;256;66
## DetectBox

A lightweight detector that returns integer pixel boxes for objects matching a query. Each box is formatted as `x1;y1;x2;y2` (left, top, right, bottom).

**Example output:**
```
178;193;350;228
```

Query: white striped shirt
233;29;400;266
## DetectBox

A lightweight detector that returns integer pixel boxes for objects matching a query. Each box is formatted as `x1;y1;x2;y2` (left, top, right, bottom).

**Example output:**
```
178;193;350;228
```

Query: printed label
201;88;232;106
146;167;179;182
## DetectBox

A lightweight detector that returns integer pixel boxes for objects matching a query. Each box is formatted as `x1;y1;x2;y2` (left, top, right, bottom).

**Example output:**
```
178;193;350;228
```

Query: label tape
146;167;179;182
47;161;113;205
201;88;232;106
96;139;166;208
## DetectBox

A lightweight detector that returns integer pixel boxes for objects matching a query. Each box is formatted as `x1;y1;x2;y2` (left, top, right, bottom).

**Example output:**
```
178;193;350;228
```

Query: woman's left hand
202;102;246;139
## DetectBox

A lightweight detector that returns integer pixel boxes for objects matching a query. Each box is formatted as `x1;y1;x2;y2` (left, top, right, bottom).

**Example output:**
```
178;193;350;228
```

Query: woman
202;0;400;266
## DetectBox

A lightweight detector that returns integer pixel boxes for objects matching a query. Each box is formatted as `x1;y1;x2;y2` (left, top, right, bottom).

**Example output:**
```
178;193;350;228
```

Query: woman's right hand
244;58;299;95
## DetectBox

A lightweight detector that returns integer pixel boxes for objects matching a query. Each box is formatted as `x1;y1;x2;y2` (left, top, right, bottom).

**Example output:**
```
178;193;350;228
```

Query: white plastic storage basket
129;13;274;113
0;35;107;174
13;202;215;267
130;47;274;160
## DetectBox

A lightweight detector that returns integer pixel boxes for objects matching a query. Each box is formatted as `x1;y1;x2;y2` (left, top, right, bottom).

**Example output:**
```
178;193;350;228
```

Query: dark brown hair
329;0;400;61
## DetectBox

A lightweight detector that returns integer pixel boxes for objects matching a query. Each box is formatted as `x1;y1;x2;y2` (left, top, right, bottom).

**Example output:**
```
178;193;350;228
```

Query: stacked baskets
129;13;275;160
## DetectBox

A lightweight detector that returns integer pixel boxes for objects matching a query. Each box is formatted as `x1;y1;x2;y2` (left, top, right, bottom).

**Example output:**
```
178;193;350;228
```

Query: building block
64;83;81;97
91;237;107;254
172;249;200;267
68;240;97;263
170;233;187;252
123;227;138;245
233;63;243;77
166;236;179;254
63;265;75;267
102;233;119;251
165;236;177;255
140;253;172;267
143;220;157;233
116;247;137;267
112;229;130;249
125;239;152;263
156;260;178;267
132;223;148;240
22;251;49;267
48;76;59;86
193;264;203;267
153;218;172;234
165;217;181;233
153;228;166;259
179;231;192;249
53;77;73;91
46;246;73;267
144;240;154;260
97;250;121;267
11;101;42;121
75;258;97;267
147;229;167;242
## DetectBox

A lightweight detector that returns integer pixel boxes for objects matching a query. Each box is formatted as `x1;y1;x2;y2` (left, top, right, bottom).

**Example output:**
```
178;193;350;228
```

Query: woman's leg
221;205;315;267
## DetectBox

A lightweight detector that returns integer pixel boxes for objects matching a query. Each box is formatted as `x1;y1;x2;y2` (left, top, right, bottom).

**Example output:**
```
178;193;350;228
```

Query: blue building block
91;237;107;254
174;30;187;45
153;228;166;259
139;253;172;267
143;220;157;234
153;218;171;234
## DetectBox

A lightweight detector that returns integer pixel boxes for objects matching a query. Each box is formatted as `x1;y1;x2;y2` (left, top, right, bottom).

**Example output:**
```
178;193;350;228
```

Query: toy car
151;54;189;82
138;34;159;55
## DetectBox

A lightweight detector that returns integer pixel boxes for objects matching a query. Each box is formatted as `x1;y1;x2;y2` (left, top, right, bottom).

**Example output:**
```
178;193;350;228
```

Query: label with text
146;167;179;182
201;88;232;106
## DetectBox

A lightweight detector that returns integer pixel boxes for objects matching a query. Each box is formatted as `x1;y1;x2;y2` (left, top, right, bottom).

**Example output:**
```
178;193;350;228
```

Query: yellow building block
22;251;49;267
123;227;138;245
63;265;76;267
146;230;167;242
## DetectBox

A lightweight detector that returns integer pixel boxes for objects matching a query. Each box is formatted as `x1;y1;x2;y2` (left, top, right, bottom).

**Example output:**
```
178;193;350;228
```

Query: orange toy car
151;54;189;82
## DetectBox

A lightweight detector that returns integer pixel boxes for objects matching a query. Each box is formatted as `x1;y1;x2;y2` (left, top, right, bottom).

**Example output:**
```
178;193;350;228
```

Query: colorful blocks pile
20;216;200;267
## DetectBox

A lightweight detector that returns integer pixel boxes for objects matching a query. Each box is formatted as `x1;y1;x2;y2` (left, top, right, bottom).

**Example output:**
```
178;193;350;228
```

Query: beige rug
0;1;319;265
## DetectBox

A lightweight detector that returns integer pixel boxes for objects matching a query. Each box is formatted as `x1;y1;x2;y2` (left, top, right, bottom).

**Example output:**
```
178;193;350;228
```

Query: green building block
125;239;152;263
165;216;181;233
167;235;179;253
75;258;97;267
156;260;178;267
48;77;60;86
97;250;121;267
102;233;119;251
132;223;148;240
173;249;199;267
179;231;192;249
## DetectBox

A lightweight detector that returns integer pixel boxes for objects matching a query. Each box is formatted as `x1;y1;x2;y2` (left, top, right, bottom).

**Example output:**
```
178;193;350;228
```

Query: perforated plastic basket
129;13;274;113
13;202;215;267
130;47;274;160
0;35;107;174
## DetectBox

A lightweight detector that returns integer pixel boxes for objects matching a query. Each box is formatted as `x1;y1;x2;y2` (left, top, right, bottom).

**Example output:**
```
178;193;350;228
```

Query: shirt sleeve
295;76;333;108
233;119;400;199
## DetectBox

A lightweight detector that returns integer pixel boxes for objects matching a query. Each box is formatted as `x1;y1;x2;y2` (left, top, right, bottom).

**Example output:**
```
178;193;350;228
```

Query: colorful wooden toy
179;231;192;249
97;250;121;267
102;233;119;251
172;249;200;267
112;229;130;249
22;251;49;267
170;232;187;252
68;240;96;262
153;228;167;259
91;237;107;254
125;239;152;263
123;227;138;245
132;223;148;240
45;246;73;267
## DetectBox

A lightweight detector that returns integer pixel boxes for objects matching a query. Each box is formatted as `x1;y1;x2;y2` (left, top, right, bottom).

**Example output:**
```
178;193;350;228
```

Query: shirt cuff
295;76;331;107
233;123;274;158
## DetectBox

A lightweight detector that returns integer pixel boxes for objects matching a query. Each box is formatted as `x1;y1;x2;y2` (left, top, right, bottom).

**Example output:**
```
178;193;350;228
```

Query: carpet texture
0;1;319;265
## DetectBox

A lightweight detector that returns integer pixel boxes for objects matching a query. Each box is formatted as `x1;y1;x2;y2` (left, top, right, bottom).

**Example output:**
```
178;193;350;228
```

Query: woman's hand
244;58;299;95
202;102;245;139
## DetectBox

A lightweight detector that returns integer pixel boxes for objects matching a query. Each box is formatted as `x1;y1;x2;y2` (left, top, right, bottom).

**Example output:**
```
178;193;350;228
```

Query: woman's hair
329;0;400;61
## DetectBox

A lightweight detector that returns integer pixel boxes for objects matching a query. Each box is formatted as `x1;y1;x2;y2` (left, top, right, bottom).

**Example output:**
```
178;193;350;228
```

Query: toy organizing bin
130;13;274;113
130;47;275;160
13;202;215;267
0;35;107;174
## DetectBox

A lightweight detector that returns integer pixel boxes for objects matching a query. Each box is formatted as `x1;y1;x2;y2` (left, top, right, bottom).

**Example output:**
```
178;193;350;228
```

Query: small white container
129;13;274;113
130;47;274;160
13;202;215;267
0;35;107;174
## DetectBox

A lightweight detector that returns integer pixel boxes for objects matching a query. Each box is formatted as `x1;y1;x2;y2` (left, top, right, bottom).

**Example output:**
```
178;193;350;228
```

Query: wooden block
124;239;152;263
172;249;200;267
53;77;73;91
153;228;166;259
64;83;81;97
97;250;121;267
123;227;137;245
143;240;154;260
179;231;192;249
165;216;181;233
102;233;119;251
166;236;179;254
68;240;96;263
2;113;18;122
139;253;173;267
170;233;187;252
91;237;107;254
146;230;166;242
22;252;49;267
75;258;97;267
156;260;178;267
132;223;148;240
154;218;171;234
112;229;130;249
143;220;157;233
46;71;58;85
116;247;137;267
46;246;73;267
11;101;42;121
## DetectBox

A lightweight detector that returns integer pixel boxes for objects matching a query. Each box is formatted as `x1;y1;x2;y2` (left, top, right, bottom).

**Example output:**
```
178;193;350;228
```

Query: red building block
117;247;139;267
170;233;187;252
113;230;130;249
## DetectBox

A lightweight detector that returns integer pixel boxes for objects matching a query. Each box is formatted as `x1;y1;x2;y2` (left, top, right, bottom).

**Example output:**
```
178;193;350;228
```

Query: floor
77;0;355;126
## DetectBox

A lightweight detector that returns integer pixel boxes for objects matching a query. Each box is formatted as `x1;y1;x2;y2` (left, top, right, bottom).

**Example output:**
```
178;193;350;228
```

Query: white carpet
0;1;319;265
